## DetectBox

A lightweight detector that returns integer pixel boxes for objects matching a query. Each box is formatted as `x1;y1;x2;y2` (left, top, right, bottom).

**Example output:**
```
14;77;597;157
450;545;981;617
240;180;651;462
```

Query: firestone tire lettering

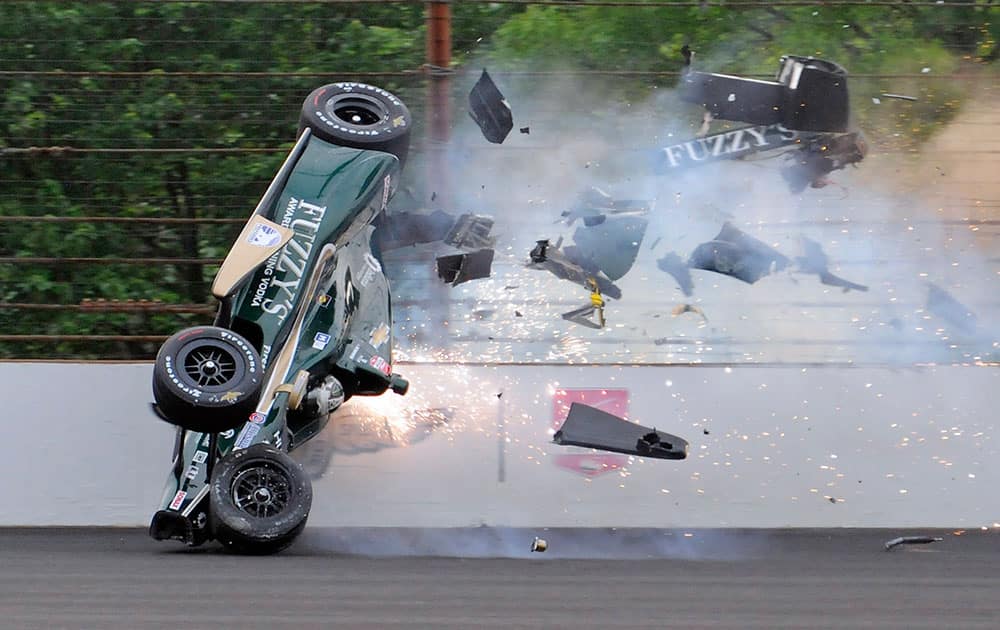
152;326;264;434
297;82;412;166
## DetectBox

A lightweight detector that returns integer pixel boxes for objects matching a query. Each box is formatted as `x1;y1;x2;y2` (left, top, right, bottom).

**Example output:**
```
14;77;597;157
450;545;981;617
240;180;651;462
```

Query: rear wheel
152;326;263;433
298;82;411;164
210;444;312;555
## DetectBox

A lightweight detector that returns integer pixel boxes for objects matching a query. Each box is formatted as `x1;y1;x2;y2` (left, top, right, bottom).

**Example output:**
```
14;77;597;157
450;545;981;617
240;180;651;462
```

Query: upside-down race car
149;83;413;554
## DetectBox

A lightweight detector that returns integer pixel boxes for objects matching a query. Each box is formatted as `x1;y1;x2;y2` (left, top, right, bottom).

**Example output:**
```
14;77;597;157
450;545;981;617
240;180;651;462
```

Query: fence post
425;0;452;207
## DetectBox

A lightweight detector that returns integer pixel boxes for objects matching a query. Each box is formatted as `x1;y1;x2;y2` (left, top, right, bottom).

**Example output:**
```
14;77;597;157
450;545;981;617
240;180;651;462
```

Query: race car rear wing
679;55;849;133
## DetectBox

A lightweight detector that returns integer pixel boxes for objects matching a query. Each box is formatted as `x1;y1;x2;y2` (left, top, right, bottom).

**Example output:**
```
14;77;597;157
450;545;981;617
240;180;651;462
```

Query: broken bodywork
660;54;865;191
553;402;688;460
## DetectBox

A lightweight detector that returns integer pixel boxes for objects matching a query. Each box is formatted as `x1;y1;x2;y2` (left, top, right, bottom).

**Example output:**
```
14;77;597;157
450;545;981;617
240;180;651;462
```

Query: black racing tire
298;82;411;164
152;326;263;433
210;444;312;555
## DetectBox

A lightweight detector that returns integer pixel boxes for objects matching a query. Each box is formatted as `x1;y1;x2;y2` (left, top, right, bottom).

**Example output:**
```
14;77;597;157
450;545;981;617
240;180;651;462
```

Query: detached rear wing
679;55;849;133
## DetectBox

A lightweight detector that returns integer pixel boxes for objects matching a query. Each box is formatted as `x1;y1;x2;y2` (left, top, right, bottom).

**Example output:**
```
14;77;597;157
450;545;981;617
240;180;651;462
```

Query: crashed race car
657;54;867;191
148;83;413;554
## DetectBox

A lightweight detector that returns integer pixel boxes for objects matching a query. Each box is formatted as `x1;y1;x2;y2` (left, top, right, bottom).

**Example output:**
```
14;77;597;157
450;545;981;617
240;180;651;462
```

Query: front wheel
210;444;312;555
298;82;411;164
152;326;263;433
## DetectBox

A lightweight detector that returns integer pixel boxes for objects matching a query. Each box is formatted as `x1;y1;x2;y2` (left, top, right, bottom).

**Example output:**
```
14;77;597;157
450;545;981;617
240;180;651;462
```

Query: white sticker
246;222;282;247
381;175;391;210
185;465;199;480
312;332;331;350
234;423;261;450
169;490;186;511
192;451;208;464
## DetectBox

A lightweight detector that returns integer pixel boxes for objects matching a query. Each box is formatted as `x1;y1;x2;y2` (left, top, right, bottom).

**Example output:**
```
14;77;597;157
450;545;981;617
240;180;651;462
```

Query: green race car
149;83;412;554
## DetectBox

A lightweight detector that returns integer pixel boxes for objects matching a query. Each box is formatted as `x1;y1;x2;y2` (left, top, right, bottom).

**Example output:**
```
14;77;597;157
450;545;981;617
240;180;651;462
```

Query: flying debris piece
520;126;530;135
679;54;850;132
561;187;652;227
880;93;918;102
657;253;695;296
672;303;707;321
553;402;688;460
561;278;606;329
377;210;456;250
527;238;623;300
688;222;790;284
781;131;867;193
884;536;943;552
436;249;495;286
680;44;694;67
468;69;513;144
444;213;495;249
926;283;977;334
530;537;548;553
795;237;868;292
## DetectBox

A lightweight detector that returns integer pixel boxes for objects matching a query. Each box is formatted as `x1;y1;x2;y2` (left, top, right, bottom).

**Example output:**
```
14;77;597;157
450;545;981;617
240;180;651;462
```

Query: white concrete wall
2;362;997;528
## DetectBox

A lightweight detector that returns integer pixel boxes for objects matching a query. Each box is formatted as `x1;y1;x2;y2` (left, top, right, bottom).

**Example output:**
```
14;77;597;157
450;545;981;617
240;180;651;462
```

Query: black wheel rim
325;94;386;128
176;338;246;392
231;461;292;518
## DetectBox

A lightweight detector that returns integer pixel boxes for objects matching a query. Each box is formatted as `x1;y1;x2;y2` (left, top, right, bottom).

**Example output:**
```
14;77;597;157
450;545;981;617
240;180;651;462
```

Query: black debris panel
571;215;649;282
445;213;495;249
554;402;688;460
656;252;695;297
795;236;868;292
926;283;977;334
377;210;455;250
436;249;495;286
688;222;790;284
884;536;943;552
468;69;513;144
678;55;850;133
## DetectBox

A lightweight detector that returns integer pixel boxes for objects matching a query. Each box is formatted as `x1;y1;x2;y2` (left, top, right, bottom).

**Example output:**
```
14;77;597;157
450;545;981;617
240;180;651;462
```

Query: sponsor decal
246;222;282;247
250;197;328;323
369;323;390;349
219;391;242;403
552;388;629;478
364;253;382;273
192;450;208;464
260;344;272;368
234;423;261;450
169;490;187;511
220;429;235;439
249;412;266;425
658;123;801;171
273;431;283;450
369;355;391;376
201;434;211;447
318;293;332;308
391;115;406;129
185;465;199;481
349;345;360;361
312;332;331;350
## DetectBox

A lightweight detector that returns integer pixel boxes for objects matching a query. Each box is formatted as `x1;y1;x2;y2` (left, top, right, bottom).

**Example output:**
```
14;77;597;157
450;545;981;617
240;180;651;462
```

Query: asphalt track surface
3;527;999;629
